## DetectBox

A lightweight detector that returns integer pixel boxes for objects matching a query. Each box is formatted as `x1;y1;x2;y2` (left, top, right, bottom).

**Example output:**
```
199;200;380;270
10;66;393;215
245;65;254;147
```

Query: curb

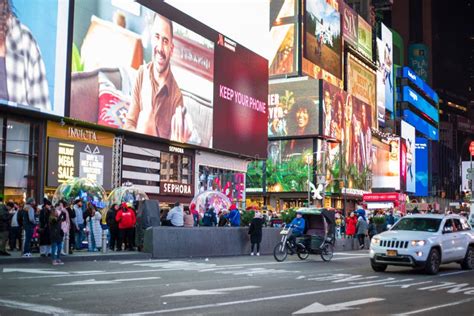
0;252;152;265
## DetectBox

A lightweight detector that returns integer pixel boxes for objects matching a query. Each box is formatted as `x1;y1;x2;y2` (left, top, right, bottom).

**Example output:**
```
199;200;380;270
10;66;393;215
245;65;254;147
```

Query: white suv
369;214;474;274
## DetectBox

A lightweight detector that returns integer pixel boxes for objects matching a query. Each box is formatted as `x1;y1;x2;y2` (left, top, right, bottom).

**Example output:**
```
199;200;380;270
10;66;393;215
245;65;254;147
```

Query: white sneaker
22;253;32;258
256;253;260;256
250;252;254;256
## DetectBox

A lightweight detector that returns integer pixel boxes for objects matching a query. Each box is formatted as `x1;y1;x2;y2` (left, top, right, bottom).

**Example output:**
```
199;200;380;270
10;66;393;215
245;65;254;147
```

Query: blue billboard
402;109;439;141
408;43;429;82
415;137;428;196
399;67;439;104
401;86;439;123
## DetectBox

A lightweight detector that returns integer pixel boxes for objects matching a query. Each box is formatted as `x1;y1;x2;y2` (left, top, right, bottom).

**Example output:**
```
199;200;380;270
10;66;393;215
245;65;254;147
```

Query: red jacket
345;217;357;236
115;208;136;229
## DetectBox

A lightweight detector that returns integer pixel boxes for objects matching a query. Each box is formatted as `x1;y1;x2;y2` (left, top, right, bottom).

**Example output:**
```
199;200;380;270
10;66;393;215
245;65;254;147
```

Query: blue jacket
226;209;241;227
202;210;217;227
289;217;305;234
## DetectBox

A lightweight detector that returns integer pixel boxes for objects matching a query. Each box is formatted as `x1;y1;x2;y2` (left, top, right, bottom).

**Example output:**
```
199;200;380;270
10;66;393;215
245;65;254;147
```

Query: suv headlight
371;237;380;245
411;240;426;247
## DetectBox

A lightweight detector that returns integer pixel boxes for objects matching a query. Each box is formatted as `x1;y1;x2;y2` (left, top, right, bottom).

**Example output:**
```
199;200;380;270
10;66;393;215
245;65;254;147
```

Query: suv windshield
391;218;442;232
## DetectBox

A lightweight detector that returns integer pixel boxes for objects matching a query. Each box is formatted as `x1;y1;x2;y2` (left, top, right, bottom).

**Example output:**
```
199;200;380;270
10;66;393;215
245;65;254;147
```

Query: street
1;252;474;315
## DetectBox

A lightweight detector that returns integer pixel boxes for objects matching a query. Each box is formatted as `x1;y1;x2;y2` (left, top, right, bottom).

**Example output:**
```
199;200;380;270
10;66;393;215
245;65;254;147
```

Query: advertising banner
415;137;428;197
268;78;320;138
357;17;372;60
399;138;407;192
399;67;439;104
269;0;298;77
1;0;69;116
401;86;439;123
347;54;376;127
372;138;400;190
461;161;473;193
408;43;429;82
70;0;268;158
376;23;393;121
304;0;342;79
341;2;358;47
402;109;439;141
401;121;416;193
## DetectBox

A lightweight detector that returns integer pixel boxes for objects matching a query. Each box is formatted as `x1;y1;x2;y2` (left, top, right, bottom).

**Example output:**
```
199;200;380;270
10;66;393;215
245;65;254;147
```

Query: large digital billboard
401;86;439;124
269;0;298;77
415;137;428;197
304;0;342;79
357;17;372;60
399;66;439;104
347;54;377;128
69;0;268;159
268;78;320;138
372;139;400;190
341;2;358;47
0;0;69;116
402;109;439;141
401;121;416;193
376;23;394;122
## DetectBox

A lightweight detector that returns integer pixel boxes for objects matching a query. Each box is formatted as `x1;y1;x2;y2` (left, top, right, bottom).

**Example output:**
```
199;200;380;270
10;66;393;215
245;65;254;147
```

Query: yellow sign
47;121;114;147
58;142;75;183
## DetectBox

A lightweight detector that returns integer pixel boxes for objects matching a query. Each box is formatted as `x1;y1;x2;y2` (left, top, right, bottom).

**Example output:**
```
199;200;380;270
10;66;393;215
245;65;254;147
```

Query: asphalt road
1;251;474;315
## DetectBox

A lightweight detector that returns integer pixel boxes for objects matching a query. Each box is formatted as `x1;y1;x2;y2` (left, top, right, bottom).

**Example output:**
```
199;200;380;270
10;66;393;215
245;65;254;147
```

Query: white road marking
386;281;433;289
2;268;68;275
162;285;260;297
333;252;369;257
0;298;79;314
16;269;181;280
392;297;474;315
124;279;407;315
439;270;473;277
55;276;161;286
293;297;385;314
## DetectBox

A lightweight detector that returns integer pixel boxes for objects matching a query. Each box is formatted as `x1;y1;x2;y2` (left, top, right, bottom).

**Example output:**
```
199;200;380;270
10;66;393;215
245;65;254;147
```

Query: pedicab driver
287;211;306;246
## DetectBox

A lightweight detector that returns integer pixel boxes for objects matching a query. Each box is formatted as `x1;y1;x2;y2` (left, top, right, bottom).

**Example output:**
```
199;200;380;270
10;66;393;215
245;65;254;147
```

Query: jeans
9;227;21;250
0;231;8;252
75;223;85;250
119;228;134;250
251;243;260;253
193;214;199;226
357;234;366;247
51;241;63;261
23;226;34;254
288;231;302;246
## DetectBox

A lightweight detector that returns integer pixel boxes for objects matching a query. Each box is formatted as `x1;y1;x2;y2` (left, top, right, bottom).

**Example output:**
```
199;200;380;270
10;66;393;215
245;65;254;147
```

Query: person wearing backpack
22;198;37;257
225;204;241;227
0;198;12;256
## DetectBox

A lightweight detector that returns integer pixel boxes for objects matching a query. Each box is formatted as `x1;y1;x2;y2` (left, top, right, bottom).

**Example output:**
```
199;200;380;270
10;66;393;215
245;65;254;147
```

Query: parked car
369;214;474;275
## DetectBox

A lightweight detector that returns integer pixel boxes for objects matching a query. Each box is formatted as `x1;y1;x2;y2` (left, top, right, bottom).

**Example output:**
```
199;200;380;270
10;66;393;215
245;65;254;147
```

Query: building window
160;152;192;185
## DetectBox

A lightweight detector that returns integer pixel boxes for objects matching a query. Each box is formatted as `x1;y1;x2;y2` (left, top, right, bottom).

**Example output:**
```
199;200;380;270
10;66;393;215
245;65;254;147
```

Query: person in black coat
248;212;264;256
106;204;120;251
39;199;52;257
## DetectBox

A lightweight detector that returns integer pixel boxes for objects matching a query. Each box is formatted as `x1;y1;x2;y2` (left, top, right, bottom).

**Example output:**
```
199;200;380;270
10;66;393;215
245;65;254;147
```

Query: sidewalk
0;249;151;265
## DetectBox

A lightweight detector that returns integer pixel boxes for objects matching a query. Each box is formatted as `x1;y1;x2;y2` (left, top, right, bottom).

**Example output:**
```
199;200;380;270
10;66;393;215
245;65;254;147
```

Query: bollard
102;230;107;254
63;232;69;255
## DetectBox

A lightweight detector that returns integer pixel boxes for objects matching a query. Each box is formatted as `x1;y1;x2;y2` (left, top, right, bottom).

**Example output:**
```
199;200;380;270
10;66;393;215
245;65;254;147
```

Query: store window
160;152;192;185
198;166;245;203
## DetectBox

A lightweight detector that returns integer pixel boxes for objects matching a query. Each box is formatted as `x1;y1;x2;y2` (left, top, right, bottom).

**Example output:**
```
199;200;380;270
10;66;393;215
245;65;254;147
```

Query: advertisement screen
415;137;428;197
408;43;429;82
269;0;298;77
304;0;342;79
357;17;372;60
402;109;439;141
267;139;314;192
70;0;268;158
341;2;358;47
47;138;113;190
347;54;376;127
401;86;439;123
400;138;407;192
372;138;400;190
376;23;394;121
399;67;439;104
461;161;473;193
268;78;320;138
401;121;416;193
0;0;69;116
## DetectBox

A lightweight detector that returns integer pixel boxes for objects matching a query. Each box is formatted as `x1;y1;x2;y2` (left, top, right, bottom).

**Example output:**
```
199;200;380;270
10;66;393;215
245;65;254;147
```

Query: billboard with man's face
69;0;268;158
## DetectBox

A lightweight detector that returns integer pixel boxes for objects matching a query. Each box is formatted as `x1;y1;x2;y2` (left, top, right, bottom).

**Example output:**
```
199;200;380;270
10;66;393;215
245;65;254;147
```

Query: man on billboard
0;0;50;111
125;13;197;143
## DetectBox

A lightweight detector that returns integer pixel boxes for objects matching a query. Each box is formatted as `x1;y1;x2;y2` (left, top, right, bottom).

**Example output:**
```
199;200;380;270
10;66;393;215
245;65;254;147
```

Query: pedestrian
218;210;229;227
8;202;21;252
225;204;241;227
190;202;199;226
335;212;342;239
385;210;395;226
49;202;66;265
183;207;194;228
162;202;184;227
248;211;264;256
202;207;217;227
116;202;136;251
106;204;120;251
22;197;36;257
356;216;369;249
345;212;357;238
0;198;11;256
73;198;85;250
367;218;378;240
57;201;70;255
66;205;76;255
85;203;102;252
38;199;52;257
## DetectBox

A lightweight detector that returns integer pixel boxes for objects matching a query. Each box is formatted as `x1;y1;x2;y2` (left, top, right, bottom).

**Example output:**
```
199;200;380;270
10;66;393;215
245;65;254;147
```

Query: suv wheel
461;246;474;270
370;260;387;272
424;248;441;275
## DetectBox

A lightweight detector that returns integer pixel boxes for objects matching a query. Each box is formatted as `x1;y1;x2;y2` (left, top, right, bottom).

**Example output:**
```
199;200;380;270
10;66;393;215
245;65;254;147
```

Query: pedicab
273;208;336;262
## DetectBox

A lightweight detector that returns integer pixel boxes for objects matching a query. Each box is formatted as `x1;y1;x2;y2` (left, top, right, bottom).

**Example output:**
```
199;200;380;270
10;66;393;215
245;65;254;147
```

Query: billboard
1;0;69;116
266;139;314;192
376;23;394;122
415;137;428;197
304;0;342;79
402;109;439;141
347;54;376;127
269;0;298;77
372;138;400;191
399;67;439;104
268;78;320;138
357;17;372;60
408;43;429;82
461;161;473;193
401;121;416;193
341;2;358;47
400;86;439;124
69;0;268;158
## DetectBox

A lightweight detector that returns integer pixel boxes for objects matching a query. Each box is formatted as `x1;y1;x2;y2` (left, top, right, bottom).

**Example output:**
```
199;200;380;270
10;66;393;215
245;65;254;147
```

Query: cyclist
286;211;306;247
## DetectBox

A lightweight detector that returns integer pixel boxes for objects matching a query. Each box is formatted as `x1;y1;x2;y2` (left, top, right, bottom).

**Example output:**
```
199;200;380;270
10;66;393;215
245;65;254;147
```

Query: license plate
387;250;397;257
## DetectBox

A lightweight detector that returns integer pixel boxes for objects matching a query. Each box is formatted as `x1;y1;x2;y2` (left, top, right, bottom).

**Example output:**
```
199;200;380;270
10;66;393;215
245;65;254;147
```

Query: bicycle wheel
297;243;310;260
273;242;288;262
320;243;334;262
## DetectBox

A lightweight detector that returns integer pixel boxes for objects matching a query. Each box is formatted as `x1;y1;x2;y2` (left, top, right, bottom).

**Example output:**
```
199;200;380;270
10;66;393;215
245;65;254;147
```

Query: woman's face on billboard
296;108;309;128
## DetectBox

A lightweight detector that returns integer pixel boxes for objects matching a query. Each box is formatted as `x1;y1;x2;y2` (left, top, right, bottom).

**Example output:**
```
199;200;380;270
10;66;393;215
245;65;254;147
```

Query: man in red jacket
115;203;136;251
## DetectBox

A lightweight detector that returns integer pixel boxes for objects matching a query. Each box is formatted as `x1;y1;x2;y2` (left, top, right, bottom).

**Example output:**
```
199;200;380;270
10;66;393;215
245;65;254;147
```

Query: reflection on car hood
376;230;439;239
